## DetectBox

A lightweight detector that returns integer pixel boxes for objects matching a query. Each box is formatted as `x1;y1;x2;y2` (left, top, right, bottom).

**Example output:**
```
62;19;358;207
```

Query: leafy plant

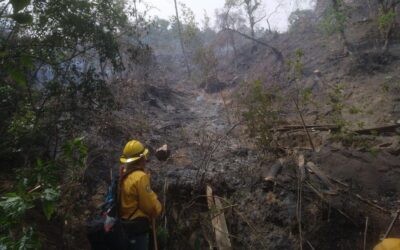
319;5;347;36
0;159;60;249
193;46;219;85
0;0;148;170
377;8;396;33
0;193;34;220
41;188;61;220
357;121;365;129
0;136;90;248
62;137;88;184
240;80;282;151
348;106;362;114
287;49;317;110
326;83;356;144
300;87;313;106
0;0;151;247
381;76;400;94
287;48;305;82
0;227;41;250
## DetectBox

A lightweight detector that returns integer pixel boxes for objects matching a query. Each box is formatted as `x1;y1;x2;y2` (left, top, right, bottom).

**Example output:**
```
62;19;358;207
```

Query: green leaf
21;55;34;68
3;192;18;198
41;188;60;201
17;227;41;249
41;188;59;220
42;201;56;220
0;51;8;58
7;68;26;86
10;13;33;24
10;0;30;13
0;194;33;218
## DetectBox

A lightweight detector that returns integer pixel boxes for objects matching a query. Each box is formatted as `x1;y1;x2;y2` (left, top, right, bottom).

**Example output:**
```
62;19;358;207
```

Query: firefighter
119;140;162;250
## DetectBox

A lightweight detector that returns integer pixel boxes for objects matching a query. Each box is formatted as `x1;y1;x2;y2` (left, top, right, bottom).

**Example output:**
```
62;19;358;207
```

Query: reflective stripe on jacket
119;170;162;220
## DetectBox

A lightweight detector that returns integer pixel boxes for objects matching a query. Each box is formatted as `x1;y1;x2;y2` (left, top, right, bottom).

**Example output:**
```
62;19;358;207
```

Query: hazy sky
142;0;314;32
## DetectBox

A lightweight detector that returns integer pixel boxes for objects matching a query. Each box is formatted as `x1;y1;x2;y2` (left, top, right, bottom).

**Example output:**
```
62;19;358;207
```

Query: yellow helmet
120;140;149;164
374;238;400;250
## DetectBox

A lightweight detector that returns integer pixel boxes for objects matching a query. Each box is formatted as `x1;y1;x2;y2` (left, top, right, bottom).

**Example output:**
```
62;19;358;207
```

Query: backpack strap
127;206;139;220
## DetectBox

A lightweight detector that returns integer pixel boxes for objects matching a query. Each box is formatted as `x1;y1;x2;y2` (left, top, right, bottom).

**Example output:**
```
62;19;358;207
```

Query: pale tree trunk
222;6;238;61
244;1;256;38
249;17;256;38
382;21;393;53
230;32;237;58
173;0;191;77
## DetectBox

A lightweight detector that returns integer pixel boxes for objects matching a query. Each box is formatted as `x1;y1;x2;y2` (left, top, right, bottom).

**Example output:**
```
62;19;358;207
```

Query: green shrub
240;80;282;151
319;6;347;36
0;161;60;249
348;106;362;114
378;9;396;33
0;137;87;248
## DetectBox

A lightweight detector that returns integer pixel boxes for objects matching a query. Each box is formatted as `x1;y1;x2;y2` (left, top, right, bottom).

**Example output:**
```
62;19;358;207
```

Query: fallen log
206;185;232;250
274;124;400;135
354;124;400;135
273;124;339;132
222;28;284;62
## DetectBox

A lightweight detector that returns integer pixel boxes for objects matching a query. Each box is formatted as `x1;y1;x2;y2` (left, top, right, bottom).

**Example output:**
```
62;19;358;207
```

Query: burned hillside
1;0;400;249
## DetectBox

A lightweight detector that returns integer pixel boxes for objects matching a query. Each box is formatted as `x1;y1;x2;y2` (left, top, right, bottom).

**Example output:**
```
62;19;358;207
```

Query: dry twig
292;98;316;151
382;209;400;239
364;217;369;250
297;155;305;250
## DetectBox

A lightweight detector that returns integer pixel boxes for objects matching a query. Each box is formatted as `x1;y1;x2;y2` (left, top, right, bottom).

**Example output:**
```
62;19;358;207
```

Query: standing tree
173;0;191;77
0;0;150;247
242;0;266;38
179;3;201;50
216;0;246;58
203;10;211;31
319;0;351;55
202;10;217;45
331;0;351;55
376;0;399;52
193;46;219;86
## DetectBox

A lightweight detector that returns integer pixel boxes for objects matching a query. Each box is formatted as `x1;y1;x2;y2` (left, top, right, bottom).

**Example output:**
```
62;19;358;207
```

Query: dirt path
147;85;250;187
144;85;300;249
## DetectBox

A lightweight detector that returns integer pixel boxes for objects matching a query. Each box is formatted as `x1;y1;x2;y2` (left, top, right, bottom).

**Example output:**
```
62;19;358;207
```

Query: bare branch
254;13;267;24
222;28;284;62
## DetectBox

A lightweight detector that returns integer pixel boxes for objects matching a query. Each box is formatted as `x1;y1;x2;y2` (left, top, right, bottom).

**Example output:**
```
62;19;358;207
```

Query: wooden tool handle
152;218;158;250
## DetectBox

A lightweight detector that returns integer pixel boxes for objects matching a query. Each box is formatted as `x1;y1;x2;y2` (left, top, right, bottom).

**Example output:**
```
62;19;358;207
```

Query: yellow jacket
374;239;400;250
119;170;162;220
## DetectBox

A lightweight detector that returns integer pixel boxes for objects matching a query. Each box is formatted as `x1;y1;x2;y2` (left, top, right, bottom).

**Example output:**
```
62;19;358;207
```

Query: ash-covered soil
125;80;400;250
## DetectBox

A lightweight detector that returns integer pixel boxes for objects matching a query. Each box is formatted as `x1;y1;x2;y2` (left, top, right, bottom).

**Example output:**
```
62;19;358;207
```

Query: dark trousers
126;233;149;250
